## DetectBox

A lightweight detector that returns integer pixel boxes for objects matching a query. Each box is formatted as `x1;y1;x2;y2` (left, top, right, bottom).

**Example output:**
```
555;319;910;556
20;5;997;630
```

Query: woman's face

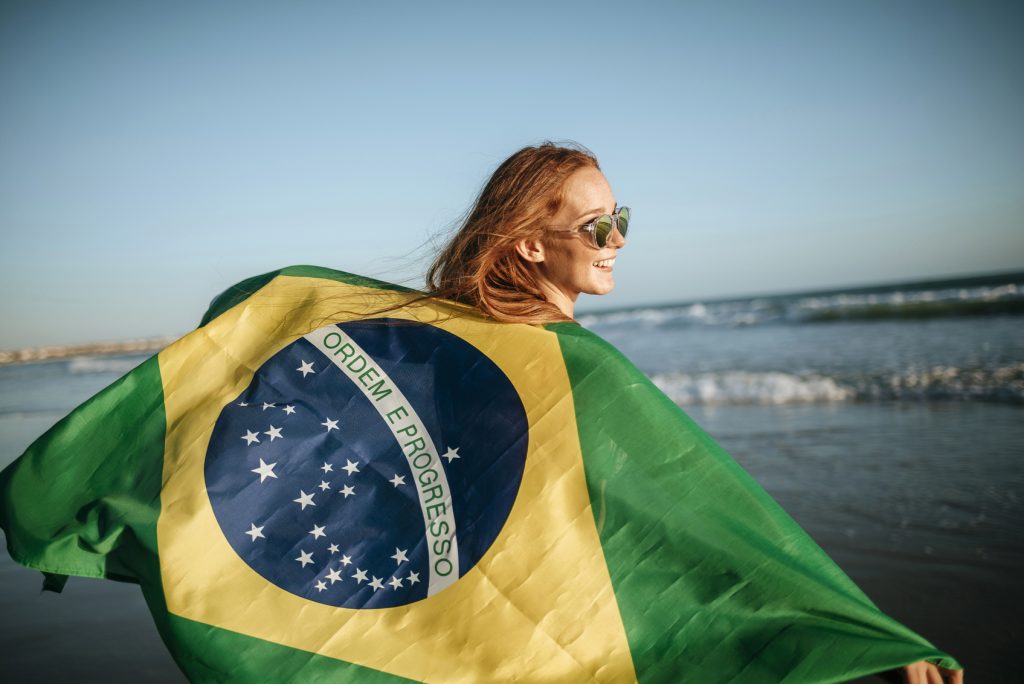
527;166;625;317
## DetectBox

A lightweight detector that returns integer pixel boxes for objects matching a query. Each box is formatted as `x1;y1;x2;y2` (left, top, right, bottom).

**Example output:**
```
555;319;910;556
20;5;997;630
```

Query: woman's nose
607;225;626;248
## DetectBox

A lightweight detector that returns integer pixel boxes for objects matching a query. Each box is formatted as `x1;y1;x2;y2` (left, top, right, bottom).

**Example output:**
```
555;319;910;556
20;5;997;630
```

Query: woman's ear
515;237;546;263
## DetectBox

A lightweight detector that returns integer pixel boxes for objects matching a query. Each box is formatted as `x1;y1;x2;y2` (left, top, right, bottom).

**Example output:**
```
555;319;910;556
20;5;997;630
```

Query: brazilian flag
0;266;959;682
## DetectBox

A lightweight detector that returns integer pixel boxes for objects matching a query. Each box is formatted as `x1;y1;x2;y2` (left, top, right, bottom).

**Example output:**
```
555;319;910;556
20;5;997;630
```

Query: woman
427;141;963;684
427;142;623;323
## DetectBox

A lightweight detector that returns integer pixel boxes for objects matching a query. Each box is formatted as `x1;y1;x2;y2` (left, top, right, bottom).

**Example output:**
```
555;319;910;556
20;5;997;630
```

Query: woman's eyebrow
574;207;606;221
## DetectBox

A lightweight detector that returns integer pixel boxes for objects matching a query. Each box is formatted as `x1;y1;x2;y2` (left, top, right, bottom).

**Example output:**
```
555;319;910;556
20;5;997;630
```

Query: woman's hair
426;141;599;324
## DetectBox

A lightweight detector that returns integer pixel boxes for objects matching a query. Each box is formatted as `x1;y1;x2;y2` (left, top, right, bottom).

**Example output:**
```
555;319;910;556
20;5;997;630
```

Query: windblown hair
427;141;599;324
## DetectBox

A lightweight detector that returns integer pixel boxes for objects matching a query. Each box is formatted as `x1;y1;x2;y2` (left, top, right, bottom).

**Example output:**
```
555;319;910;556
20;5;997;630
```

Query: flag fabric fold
0;265;960;683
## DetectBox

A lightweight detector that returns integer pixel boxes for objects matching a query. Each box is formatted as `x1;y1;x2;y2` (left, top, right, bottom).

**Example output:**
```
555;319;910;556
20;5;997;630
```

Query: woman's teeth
593;258;616;268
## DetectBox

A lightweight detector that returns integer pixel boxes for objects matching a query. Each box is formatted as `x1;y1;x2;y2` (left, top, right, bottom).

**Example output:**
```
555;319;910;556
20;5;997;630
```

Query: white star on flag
388;576;403;590
245;523;265;541
264;425;283;441
262;402;276;411
315;580;327;592
352;568;368;583
391;548;409;565
369;576;384;591
339;484;355;498
406;571;420;585
241;430;260;446
328;544;340;554
282;405;296;415
295;550;314;567
321;462;333;474
309;524;326;539
321;418;339;432
326;567;344;584
339;554;352;566
443;446;460;463
317;480;331;491
238;402;249;407
342;459;360;475
293;490;316;509
389;474;406;487
251;459;277;483
296;360;315;377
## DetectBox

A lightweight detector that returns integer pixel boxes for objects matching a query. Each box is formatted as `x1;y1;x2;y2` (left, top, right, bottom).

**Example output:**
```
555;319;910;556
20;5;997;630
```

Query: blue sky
1;0;1021;347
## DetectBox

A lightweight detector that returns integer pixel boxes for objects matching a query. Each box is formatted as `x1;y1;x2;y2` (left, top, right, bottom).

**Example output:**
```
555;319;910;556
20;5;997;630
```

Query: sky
1;0;1022;348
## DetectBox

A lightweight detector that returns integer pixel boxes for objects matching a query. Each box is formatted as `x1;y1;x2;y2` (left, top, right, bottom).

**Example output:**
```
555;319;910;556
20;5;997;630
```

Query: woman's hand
902;661;964;683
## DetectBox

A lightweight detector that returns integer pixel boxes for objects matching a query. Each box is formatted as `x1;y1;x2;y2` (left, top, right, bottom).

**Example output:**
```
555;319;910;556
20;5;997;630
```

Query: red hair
427;142;599;324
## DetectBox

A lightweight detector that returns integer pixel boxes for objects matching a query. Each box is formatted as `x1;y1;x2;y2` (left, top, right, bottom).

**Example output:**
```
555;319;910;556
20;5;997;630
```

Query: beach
1;272;1021;681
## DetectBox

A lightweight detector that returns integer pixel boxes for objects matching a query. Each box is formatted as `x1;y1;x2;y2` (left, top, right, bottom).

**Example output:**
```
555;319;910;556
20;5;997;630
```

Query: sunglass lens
594;215;614;247
617;207;630;239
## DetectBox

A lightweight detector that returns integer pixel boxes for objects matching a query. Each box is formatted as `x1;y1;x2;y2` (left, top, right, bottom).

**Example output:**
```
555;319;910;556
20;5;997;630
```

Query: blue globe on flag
204;319;530;609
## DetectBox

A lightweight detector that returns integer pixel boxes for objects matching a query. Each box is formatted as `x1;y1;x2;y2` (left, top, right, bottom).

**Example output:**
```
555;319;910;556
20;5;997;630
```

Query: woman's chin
585;277;615;296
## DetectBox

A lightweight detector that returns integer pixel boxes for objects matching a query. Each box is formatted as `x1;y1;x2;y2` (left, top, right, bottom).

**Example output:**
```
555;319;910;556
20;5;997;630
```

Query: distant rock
0;336;178;366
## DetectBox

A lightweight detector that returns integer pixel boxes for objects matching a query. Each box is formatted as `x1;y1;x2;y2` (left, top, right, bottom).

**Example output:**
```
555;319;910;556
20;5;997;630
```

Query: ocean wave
649;364;1024;405
577;300;786;329
650;371;854;405
846;364;1024;403
797;286;1024;322
581;281;1024;329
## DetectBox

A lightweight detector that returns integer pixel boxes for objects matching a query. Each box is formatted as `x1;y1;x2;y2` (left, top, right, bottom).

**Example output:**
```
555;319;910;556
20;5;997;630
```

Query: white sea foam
850;363;1024;402
650;371;853;405
648;363;1024;405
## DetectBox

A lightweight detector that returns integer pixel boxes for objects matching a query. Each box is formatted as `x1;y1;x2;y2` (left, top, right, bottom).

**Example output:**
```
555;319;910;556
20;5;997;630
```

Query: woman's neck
536;281;577;320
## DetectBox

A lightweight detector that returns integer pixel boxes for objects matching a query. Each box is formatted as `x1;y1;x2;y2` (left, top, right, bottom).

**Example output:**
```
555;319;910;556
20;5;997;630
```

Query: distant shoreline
4;269;1021;367
577;267;1024;318
0;336;178;367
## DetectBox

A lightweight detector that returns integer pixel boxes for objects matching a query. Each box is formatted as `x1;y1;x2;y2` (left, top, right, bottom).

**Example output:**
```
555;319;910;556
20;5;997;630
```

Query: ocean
1;271;1022;681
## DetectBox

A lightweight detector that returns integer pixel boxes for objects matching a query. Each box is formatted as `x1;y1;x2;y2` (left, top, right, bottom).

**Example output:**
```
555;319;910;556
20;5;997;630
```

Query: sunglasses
557;206;631;248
